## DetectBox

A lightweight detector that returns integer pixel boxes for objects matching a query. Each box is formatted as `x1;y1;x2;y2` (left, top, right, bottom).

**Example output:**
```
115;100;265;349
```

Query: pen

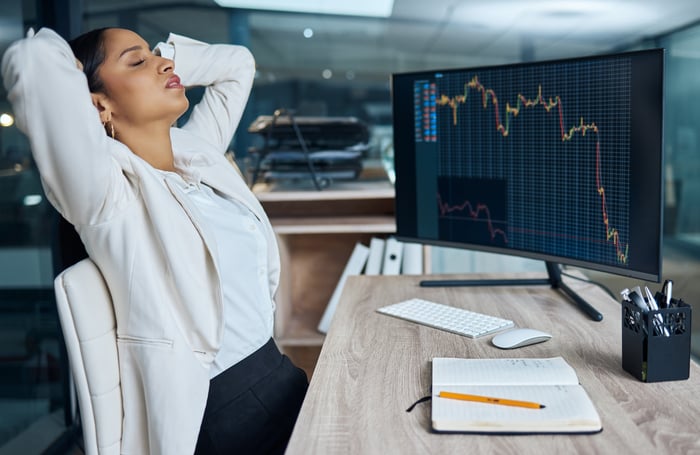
644;286;658;310
620;288;631;302
665;280;673;307
644;286;670;337
628;291;649;313
438;391;545;409
661;280;669;307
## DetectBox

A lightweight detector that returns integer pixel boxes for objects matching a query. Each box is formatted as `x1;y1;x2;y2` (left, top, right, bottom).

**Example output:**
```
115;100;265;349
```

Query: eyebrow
119;45;143;59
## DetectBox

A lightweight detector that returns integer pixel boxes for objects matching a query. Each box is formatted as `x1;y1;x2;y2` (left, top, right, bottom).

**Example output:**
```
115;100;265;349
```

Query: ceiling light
457;1;654;34
322;69;333;79
0;113;14;127
23;195;43;206
213;0;394;17
303;28;314;38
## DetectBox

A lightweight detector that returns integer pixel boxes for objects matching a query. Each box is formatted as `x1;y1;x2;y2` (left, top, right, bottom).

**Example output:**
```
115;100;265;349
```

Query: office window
657;24;700;359
660;25;700;242
0;3;71;453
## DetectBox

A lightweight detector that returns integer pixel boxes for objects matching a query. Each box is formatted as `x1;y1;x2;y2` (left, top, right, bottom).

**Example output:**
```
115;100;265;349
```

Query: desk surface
286;273;700;454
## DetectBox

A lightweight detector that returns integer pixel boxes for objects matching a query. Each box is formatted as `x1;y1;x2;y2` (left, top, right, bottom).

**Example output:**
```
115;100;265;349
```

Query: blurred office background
2;1;700;452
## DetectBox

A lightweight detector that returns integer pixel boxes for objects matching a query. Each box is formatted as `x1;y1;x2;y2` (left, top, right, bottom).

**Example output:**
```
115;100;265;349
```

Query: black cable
406;395;431;412
286;110;322;190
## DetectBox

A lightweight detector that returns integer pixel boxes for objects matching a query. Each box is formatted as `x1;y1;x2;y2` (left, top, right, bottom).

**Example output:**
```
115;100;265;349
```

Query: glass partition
0;2;71;453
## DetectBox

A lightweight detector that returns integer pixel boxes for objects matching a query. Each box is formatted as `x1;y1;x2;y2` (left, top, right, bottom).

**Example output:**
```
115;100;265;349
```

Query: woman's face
95;28;188;130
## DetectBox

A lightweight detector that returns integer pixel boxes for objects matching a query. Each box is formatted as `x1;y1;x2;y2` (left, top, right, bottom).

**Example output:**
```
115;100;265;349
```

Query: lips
166;75;183;89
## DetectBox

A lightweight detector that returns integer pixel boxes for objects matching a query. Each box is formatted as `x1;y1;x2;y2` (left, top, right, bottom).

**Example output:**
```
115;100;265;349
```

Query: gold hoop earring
102;121;115;140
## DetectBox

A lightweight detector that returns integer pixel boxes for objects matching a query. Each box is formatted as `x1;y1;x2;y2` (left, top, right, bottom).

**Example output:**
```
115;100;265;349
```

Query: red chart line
436;76;628;264
437;192;509;244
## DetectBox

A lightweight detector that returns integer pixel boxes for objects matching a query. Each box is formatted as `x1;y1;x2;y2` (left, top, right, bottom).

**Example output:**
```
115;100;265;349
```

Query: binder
381;237;403;275
401;242;423;275
317;243;369;333
365;237;385;275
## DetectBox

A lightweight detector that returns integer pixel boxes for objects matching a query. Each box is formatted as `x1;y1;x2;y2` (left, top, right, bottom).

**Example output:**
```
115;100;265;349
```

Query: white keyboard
376;298;514;338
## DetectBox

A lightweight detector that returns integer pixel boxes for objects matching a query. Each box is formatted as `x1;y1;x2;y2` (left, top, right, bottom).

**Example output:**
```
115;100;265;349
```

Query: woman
2;27;307;454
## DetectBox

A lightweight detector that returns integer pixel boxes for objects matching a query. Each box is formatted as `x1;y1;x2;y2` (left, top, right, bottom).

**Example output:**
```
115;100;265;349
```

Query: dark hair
68;28;111;93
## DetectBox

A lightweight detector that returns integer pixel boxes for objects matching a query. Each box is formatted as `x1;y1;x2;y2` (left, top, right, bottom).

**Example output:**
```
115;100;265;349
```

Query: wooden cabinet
254;181;396;378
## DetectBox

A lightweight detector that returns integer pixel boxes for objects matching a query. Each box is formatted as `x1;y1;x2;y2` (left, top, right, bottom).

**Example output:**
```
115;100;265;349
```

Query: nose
158;56;174;74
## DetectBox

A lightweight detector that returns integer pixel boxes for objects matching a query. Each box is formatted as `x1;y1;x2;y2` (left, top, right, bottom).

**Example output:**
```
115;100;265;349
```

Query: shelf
255;180;395;219
276;326;326;347
253;179;394;202
270;216;396;234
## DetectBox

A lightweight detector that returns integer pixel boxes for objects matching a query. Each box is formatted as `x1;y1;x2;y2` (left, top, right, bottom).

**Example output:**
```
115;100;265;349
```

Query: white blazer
2;28;280;454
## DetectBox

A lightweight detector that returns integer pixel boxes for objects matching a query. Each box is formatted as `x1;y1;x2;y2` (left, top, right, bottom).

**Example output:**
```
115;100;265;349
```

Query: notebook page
433;357;580;387
432;384;601;433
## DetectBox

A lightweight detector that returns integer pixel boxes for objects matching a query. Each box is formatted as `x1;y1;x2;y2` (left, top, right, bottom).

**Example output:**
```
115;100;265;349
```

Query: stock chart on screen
393;50;663;281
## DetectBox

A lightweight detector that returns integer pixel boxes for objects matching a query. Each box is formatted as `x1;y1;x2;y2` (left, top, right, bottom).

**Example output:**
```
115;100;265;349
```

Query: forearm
170;33;256;153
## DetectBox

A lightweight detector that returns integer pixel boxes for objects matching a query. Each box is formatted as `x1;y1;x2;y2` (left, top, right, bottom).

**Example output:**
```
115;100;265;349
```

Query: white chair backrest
54;258;122;455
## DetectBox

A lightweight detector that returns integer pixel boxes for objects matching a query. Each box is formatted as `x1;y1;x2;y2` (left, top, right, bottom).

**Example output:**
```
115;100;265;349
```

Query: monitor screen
392;49;664;282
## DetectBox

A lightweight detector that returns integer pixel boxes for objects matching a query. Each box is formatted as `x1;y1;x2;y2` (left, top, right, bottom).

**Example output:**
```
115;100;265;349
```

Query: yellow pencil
439;391;545;409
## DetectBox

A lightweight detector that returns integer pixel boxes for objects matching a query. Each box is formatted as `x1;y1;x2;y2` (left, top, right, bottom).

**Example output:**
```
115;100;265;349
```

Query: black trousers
194;339;308;455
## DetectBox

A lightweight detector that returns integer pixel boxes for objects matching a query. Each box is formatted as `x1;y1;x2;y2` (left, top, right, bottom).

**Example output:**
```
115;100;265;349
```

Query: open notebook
432;357;602;434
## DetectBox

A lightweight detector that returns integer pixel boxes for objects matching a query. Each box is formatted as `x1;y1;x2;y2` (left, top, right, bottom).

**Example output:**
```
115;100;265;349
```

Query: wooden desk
286;273;700;454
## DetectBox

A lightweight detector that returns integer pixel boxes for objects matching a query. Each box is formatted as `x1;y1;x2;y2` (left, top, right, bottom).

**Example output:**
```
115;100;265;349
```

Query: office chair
54;258;122;455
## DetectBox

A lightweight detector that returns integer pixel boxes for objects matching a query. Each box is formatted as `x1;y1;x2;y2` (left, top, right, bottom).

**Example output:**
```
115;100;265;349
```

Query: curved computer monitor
391;49;664;286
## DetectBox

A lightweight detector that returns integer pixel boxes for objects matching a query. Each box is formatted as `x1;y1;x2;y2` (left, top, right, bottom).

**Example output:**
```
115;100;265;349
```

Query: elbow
2;28;74;91
238;46;256;79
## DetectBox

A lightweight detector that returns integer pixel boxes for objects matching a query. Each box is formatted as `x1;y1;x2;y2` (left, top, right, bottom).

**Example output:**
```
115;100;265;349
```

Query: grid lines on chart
434;57;632;266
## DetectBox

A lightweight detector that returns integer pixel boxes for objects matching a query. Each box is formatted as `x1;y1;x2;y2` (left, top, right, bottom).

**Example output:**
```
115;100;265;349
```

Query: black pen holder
621;295;691;382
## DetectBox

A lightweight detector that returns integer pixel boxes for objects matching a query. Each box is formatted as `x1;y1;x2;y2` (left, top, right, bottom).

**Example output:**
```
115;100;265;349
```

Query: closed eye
131;59;145;67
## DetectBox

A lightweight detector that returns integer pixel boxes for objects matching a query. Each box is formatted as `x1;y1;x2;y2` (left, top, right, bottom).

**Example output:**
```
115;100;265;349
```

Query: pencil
439;391;545;409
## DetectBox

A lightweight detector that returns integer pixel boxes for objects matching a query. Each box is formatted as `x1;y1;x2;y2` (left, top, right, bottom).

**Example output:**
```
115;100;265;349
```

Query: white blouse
160;169;274;378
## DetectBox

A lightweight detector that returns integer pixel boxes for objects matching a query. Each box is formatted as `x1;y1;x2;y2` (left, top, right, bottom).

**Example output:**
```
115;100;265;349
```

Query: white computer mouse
491;328;552;349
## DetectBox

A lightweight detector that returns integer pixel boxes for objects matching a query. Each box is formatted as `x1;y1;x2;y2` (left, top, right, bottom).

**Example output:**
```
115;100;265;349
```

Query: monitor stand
419;261;603;321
